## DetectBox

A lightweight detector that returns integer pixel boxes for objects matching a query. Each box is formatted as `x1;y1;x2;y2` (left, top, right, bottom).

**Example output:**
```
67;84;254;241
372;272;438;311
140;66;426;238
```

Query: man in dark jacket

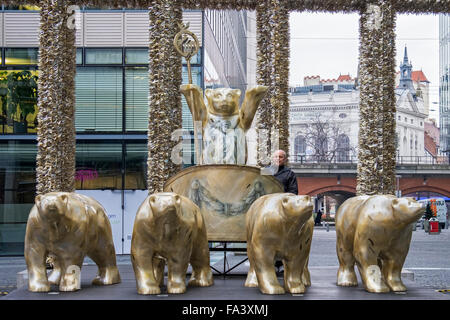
269;150;298;274
271;150;298;195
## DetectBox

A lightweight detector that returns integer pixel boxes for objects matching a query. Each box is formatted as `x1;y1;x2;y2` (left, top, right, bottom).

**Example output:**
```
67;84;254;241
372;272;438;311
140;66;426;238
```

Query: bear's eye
227;93;232;98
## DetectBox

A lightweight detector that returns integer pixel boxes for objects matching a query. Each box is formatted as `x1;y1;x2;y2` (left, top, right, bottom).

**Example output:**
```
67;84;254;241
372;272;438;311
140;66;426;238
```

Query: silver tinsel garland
357;0;396;196
270;0;290;158
147;0;182;194
36;0;76;195
256;0;273;166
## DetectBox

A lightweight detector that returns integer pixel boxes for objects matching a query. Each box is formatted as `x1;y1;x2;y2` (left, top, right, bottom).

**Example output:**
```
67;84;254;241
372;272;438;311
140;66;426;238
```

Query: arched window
294;135;306;155
336;134;350;162
315;135;328;161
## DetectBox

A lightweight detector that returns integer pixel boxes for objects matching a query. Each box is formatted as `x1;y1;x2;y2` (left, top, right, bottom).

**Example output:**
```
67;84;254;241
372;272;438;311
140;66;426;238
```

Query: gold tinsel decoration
356;0;396;196
147;0;182;194
0;0;449;11
36;0;76;195
270;0;290;159
256;0;273;166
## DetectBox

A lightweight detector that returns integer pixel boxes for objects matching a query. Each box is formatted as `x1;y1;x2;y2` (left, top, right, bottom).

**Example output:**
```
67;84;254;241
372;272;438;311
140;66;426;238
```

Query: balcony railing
290;154;450;165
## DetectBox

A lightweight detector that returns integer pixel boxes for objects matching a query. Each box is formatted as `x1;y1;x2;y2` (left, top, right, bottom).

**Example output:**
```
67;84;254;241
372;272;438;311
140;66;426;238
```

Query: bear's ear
58;194;69;207
148;195;156;206
35;195;41;208
174;194;181;205
232;89;241;99
282;196;289;206
392;198;399;207
205;89;213;99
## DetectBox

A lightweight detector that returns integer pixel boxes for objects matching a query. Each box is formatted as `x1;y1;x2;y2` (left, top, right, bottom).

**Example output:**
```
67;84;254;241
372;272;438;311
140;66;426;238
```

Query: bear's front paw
189;269;213;287
337;268;358;287
244;278;258;288
287;283;306;294
260;284;285;295
92;267;121;286
29;280;50;292
137;284;161;295
168;281;186;294
386;279;407;292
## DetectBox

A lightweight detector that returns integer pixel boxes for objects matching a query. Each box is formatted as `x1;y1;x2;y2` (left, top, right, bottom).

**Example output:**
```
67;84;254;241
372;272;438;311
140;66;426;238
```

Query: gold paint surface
131;192;213;295
164;164;283;241
24;192;120;292
335;195;426;293
245;193;314;294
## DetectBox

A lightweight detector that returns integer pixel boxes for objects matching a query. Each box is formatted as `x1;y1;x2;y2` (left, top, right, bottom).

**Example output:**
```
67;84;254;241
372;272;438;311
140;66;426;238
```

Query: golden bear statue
131;192;213;294
24;192;121;292
335;195;426;293
180;84;268;165
245;193;314;294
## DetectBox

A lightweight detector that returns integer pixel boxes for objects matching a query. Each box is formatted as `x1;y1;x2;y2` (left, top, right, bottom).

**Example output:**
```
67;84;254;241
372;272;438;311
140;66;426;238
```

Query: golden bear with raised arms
245;193;314;294
181;84;268;165
335;195;425;293
131;192;213;295
24;192;121;292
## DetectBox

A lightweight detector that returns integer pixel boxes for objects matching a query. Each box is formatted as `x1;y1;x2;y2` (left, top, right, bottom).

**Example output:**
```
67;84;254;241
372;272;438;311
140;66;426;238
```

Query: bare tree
297;114;355;163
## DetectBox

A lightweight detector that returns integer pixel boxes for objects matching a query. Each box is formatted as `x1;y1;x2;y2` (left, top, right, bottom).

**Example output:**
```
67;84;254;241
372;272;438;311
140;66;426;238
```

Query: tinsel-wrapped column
357;1;396;195
148;1;182;194
255;0;274;166
270;0;290;159
36;0;76;195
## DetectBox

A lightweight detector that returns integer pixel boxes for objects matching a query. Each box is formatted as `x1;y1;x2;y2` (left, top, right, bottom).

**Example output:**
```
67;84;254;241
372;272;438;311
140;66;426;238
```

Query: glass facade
440;14;450;153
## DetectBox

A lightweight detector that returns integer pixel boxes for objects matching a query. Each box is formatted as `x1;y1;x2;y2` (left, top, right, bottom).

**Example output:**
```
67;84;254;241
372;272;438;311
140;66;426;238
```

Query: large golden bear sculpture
24;192;121;292
131;192;213;294
335;195;425;293
245;193;314;294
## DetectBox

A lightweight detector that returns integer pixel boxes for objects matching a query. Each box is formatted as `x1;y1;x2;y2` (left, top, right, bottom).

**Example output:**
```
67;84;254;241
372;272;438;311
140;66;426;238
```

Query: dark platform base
3;263;448;301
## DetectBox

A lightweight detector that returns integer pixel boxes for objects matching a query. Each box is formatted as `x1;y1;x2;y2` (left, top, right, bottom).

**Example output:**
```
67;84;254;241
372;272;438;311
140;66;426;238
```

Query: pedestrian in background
315;209;323;226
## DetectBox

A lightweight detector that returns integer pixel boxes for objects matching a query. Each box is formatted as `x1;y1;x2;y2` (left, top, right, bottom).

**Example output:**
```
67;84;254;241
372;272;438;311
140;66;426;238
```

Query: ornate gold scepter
174;23;201;165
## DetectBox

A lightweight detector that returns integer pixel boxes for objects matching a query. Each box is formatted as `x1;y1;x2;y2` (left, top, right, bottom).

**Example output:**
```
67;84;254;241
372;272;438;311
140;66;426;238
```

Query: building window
125;67;148;132
125;48;148;65
315;135;328;162
85;48;123;65
336;134;350;162
294;135;306;156
411;119;413;124
5;48;38;65
75;67;123;132
0;69;39;134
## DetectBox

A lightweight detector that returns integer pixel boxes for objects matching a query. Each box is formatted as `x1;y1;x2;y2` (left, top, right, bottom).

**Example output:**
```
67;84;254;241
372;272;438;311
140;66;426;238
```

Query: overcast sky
289;12;440;123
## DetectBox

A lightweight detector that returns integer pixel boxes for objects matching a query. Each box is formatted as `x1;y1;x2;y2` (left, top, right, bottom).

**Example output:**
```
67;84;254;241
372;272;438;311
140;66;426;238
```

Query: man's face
272;151;286;166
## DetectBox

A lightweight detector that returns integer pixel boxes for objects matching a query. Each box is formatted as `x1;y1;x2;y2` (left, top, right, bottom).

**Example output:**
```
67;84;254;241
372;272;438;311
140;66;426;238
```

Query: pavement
1;225;449;302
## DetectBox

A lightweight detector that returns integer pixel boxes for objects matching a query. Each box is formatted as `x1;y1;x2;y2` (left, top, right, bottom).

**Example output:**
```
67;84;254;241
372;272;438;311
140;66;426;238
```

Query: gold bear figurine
180;84;268;165
335;195;426;293
24;192;121;292
245;193;314;294
131;192;213;294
